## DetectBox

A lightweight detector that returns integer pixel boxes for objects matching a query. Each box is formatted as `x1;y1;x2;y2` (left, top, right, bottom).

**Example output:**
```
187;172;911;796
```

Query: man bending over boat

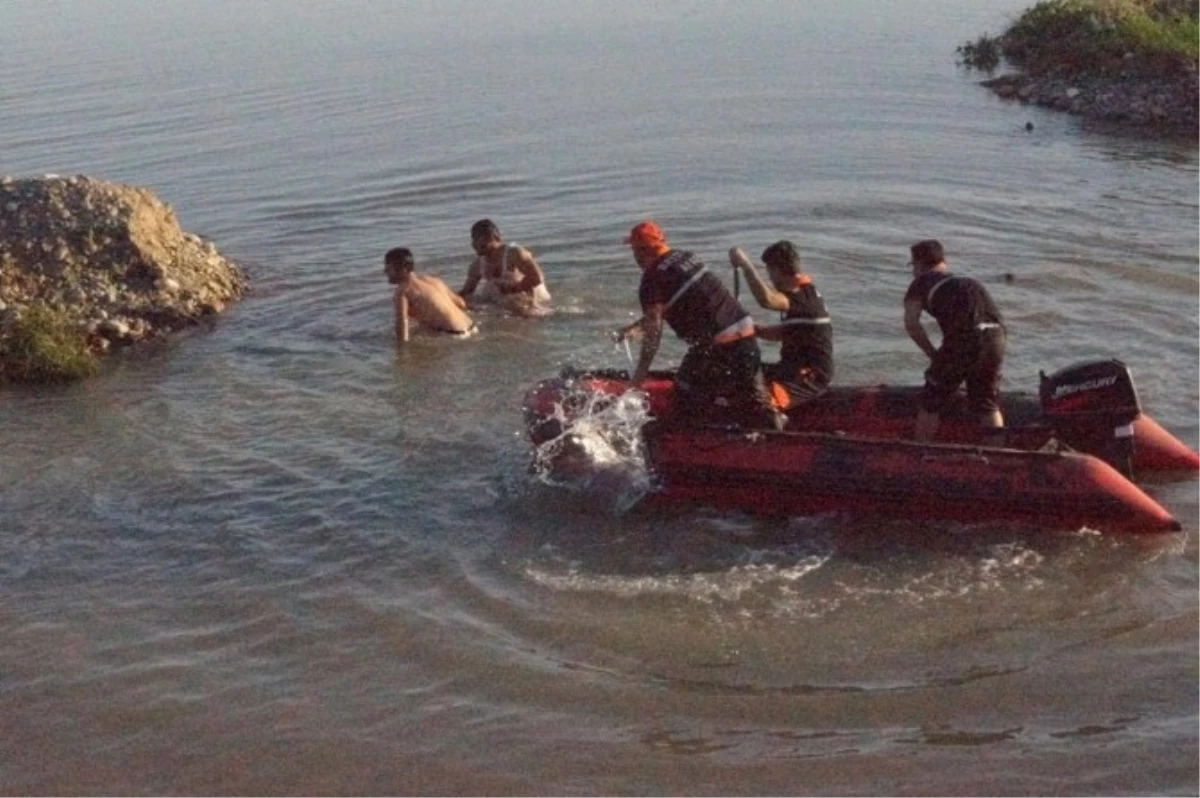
384;248;476;342
729;240;834;409
614;221;784;431
903;239;1006;443
458;218;551;317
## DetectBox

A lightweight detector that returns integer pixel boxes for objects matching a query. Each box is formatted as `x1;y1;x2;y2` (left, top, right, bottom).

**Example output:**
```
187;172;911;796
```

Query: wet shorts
428;322;478;338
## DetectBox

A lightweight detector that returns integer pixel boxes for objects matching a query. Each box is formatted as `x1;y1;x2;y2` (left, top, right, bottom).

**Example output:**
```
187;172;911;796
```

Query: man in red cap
615;221;784;431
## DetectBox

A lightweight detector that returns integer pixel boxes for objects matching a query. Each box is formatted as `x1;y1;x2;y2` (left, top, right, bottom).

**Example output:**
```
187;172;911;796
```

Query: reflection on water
1078;120;1200;165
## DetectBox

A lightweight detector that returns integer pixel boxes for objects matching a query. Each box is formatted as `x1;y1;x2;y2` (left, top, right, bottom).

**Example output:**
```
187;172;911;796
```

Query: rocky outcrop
980;66;1199;133
0;175;248;357
959;0;1198;136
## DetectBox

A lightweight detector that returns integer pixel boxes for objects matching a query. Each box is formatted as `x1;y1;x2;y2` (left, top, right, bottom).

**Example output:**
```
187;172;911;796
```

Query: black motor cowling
1039;359;1141;477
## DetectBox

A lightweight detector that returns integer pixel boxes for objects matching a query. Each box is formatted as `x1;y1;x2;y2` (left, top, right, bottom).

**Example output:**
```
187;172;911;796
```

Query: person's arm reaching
631;303;664;388
459;259;482;298
615;317;645;342
754;323;786;342
439;277;468;311
729;247;789;312
904;298;936;359
499;248;546;295
396;292;411;342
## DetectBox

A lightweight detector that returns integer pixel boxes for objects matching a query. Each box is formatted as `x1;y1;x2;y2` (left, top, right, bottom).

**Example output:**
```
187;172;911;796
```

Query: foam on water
523;556;830;603
528;376;655;514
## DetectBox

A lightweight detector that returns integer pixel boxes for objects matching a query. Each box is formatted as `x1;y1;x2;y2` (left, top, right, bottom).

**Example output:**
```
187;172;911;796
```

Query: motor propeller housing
1040;359;1141;477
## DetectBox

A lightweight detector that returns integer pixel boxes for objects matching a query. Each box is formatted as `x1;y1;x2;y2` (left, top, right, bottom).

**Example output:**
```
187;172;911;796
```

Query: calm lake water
1;1;1197;794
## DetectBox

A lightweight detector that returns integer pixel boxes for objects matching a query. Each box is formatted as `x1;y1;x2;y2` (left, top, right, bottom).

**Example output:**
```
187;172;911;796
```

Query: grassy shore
0;303;99;385
958;0;1198;132
960;0;1198;75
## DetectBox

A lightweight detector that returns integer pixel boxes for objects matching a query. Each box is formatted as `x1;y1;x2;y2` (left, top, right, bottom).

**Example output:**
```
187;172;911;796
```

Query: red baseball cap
624;221;668;251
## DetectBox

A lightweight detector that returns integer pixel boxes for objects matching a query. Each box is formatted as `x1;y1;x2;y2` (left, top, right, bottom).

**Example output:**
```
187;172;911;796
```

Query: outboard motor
1039;359;1141;478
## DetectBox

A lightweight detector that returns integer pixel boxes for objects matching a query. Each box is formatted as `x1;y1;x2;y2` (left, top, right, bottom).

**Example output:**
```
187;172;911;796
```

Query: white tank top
479;244;551;305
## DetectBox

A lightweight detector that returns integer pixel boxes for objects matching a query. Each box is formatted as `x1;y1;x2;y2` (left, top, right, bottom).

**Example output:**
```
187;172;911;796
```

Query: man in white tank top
458;218;551;317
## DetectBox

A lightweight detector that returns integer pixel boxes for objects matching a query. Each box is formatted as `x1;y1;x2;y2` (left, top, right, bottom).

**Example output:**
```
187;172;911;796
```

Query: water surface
1;1;1197;794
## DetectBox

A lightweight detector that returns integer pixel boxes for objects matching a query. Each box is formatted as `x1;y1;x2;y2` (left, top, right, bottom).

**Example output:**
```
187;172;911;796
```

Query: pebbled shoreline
978;67;1199;134
959;0;1198;136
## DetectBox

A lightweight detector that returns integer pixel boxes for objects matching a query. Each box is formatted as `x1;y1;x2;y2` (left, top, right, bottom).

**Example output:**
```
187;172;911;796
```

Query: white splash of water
529;379;655;513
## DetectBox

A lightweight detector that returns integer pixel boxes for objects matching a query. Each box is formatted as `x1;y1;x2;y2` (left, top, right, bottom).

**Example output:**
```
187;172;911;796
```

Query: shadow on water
1076;119;1200;166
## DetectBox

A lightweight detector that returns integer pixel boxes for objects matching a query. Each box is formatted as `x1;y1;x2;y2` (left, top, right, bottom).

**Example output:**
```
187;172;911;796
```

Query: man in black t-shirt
615;221;783;431
903;239;1006;443
730;240;833;409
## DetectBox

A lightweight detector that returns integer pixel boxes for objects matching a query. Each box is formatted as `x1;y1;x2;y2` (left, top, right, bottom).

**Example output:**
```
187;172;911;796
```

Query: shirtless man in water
384;247;476;342
458;218;551;317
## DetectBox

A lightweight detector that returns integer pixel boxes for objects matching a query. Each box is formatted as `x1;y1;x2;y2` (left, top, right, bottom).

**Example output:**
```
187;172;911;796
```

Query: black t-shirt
778;281;833;383
639;249;749;345
904;270;1003;345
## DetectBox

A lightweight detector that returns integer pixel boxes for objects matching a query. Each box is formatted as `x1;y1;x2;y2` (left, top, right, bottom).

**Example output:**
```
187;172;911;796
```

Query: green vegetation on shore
0;303;99;384
959;0;1199;75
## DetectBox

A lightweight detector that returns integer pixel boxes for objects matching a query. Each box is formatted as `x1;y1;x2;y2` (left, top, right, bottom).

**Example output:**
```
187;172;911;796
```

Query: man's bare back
397;273;474;335
384;248;476;342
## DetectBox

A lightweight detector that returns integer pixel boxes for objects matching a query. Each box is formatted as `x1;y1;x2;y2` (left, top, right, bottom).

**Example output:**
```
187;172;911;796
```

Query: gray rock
0;175;249;364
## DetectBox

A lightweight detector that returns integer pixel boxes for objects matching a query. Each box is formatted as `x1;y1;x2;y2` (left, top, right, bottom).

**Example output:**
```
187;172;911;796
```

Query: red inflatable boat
523;359;1195;534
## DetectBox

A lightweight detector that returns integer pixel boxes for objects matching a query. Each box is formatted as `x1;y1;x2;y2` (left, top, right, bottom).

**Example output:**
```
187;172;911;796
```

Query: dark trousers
674;337;779;429
921;328;1006;414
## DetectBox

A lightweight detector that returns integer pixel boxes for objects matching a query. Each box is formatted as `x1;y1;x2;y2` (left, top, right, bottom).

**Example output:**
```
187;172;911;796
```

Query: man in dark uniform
729;240;833;409
615;221;784;431
903;239;1006;443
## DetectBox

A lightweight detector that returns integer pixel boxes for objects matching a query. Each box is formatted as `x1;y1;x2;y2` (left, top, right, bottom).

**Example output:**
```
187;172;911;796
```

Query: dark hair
470;218;500;240
910;239;944;268
761;240;801;275
384;247;414;272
